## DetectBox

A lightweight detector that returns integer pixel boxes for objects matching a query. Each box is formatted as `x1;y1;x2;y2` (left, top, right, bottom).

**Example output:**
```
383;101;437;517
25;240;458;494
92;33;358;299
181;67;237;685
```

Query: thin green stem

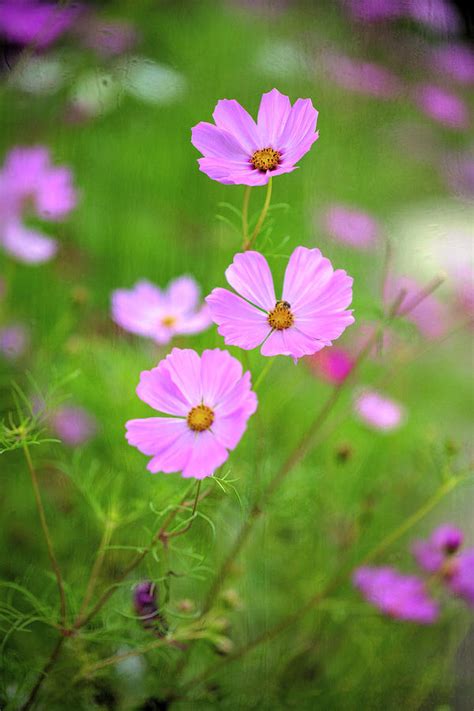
23;443;67;628
242;186;251;248
253;357;276;391
246;178;272;249
75;518;116;624
20;636;65;711
166;480;202;539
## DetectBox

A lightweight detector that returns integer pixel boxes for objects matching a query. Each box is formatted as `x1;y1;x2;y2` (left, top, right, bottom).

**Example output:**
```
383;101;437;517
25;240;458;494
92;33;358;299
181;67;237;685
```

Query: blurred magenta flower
355;389;404;431
126;348;257;479
353;567;439;623
77;16;138;57
0;0;81;49
322;204;380;249
191;88;319;185
51;406;97;446
0;146;77;264
133;581;168;635
306;347;354;384
112;277;211;345
206;247;354;359
413;524;464;573
407;0;461;34
0;324;28;360
415;85;469;130
449;549;474;607
324;53;402;99
345;0;402;22
430;43;474;85
384;274;446;340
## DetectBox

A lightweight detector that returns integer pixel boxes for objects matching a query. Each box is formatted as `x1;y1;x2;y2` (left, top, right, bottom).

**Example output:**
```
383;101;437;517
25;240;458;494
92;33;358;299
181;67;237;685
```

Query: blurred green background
0;1;473;709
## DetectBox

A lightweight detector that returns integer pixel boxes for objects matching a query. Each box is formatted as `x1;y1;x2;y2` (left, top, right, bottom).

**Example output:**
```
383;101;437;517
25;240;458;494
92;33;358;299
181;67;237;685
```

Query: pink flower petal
212;410;254;449
200;348;243;407
136;362;191;416
147;428;195;474
191;122;248;161
216;371;258;417
282;246;334;310
112;281;164;337
182;431;228;479
165;275;199;313
125;417;187;456
2;220;57;264
176;305;212;334
279;98;318;152
261;327;326;358
225;251;276;311
213;99;260;153
163;348;203;406
206;288;270;350
257;88;291;146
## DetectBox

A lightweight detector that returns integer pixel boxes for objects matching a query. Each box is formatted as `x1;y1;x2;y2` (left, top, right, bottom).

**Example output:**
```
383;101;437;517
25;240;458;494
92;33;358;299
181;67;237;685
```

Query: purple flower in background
324;53;402;99
126;348;257;479
322;204;380;249
415;85;469;130
51;406;97;446
353;566;439;623
413;524;464;573
0;324;28;360
449;549;474;608
430;43;474;85
355;389;404;431
0;0;81;49
77;16;138;57
191;88;319;185
133;581;168;635
407;0;461;34
345;0;403;22
0;146;77;264
384;274;446;340
443;152;474;201
307;347;354;384
112;277;211;345
206;248;354;359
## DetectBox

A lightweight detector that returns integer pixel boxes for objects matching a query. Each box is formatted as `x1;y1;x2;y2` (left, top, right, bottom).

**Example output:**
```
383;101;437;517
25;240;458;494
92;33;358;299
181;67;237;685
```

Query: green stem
75;518;116;623
253;357;276;391
246;178;272;249
242;186;251;248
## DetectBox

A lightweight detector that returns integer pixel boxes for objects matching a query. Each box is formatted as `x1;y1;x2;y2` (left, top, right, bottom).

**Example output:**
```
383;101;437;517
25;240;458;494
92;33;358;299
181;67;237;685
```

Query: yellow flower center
251;147;281;172
161;315;176;328
268;300;294;330
187;404;214;432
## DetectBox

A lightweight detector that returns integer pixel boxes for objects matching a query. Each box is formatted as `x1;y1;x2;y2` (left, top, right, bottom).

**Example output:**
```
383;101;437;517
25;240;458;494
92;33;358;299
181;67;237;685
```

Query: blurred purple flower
112;276;211;345
50;406;97;446
430;43;474;85
415;85;469;130
191;88;319;186
353;566;439;623
355;389;404;431
322;204;380;249
407;0;461;34
77;16;138;57
0;146;77;264
306;347;354;384
0;0;81;49
413;524;464;573
0;324;28;360
384;274;447;340
345;0;403;22
443;152;474;201
449;549;474;608
324;53;402;99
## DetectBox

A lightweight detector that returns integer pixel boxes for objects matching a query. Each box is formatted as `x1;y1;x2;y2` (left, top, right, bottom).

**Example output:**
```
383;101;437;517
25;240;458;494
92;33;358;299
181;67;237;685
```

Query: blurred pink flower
442;152;474;201
415;85;469;130
206;247;354;359
0;0;81;49
0;324;28;360
322;204;380;249
353;566;439;623
0;146;77;264
112;277;211;345
384;274;446;340
324;53;402;99
355;389;404;431
306;347;354;384
51;405;97;446
413;524;464;573
430;43;474;85
126;348;257;479
345;0;402;22
407;0;461;34
191;88;319;185
449;549;474;607
77;16;138;57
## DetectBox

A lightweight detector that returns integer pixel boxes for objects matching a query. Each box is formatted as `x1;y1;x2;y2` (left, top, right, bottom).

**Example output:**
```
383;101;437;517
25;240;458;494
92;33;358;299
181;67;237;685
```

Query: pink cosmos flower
324;53;402;100
0;146;77;264
0;0;81;49
112;277;211;345
306;347;354;384
0;324;29;360
353;566;439;624
51;406;97;446
430;43;474;85
322;204;380;249
206;247;354;359
384;274;446;340
191;88;319;186
449;549;474;607
415;85;469;130
355;389;404;431
413;524;464;573
126;348;257;479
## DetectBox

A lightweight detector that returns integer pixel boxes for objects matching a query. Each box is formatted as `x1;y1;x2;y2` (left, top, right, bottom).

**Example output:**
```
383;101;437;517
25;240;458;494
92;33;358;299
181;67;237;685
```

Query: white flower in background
254;40;308;78
10;52;71;95
70;71;121;117
116;56;186;105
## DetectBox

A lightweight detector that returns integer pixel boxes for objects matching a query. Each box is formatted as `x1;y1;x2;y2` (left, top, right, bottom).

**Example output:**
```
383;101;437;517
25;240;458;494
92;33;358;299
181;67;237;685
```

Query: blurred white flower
254;40;307;78
116;56;186;105
70;71;121;117
11;52;70;95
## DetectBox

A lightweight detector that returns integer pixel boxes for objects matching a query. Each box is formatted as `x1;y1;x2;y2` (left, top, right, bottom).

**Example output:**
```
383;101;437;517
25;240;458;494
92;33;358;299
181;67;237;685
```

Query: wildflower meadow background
0;1;473;709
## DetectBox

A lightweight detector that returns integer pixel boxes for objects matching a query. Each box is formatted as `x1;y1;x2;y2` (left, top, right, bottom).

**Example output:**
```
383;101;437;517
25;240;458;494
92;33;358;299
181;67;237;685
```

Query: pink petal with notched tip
206;288;270;349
